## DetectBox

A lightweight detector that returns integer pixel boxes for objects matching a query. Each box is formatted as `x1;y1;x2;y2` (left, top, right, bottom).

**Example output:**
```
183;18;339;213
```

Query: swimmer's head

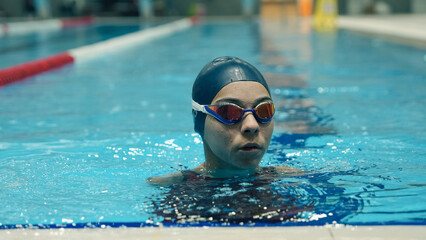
192;56;271;137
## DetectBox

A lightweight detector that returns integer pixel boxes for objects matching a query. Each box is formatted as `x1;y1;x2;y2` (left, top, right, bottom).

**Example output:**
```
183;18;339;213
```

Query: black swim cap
192;56;270;137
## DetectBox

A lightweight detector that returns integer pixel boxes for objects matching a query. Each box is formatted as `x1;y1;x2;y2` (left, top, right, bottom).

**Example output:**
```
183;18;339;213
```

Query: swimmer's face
203;81;274;171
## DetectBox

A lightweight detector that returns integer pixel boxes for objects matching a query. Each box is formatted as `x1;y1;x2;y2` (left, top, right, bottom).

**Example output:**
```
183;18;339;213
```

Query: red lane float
0;18;196;88
0;17;92;87
0;16;94;37
190;16;201;25
61;16;94;29
0;53;74;87
1;24;8;36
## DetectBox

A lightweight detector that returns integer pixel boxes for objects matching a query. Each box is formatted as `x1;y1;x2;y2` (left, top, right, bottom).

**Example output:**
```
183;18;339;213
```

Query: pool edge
1;225;425;240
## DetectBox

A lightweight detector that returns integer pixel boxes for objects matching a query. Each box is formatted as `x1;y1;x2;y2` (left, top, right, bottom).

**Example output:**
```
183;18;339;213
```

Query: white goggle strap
192;100;209;115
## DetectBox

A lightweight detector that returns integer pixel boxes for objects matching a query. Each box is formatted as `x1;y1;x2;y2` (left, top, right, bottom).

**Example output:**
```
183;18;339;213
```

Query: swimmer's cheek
147;172;184;186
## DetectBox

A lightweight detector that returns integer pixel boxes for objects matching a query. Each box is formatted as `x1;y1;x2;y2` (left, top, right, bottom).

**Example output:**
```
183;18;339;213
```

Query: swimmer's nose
241;112;259;135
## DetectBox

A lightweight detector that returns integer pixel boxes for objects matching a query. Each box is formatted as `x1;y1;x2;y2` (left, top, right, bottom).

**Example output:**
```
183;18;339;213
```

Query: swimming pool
0;17;425;229
0;19;170;69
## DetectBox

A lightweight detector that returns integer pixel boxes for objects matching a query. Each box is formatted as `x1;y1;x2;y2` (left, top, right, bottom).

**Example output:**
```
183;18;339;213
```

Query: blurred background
0;0;425;19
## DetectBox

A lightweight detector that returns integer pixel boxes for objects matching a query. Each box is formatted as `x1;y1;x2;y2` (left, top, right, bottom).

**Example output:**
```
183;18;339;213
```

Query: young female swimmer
148;56;302;185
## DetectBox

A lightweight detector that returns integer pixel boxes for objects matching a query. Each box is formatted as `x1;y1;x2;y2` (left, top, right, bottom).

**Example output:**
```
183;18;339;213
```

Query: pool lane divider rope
0;17;197;88
0;16;93;36
0;53;74;87
68;18;194;63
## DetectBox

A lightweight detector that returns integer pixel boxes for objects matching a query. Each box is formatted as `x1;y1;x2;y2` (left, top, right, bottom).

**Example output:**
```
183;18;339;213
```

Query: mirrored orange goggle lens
209;105;244;121
209;103;274;121
255;103;275;119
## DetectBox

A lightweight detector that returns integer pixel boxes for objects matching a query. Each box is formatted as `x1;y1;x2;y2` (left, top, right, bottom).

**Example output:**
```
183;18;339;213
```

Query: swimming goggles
192;100;275;124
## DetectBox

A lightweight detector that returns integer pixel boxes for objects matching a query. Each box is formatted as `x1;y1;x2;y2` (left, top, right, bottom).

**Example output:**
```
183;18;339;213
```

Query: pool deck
337;14;426;48
1;225;425;240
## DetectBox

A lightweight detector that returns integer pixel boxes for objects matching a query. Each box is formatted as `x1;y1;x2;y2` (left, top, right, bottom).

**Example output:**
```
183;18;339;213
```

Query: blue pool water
0;20;169;69
0;18;425;228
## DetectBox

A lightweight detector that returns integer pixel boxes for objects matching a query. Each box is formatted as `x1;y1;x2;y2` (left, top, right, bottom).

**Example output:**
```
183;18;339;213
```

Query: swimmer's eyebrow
214;97;272;107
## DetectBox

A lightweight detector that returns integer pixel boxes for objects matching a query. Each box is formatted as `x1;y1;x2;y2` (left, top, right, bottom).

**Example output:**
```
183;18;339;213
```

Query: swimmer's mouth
240;143;261;151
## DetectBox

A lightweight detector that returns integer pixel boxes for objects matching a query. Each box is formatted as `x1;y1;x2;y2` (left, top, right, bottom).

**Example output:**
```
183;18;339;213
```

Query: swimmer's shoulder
147;172;185;186
147;169;205;186
263;165;306;176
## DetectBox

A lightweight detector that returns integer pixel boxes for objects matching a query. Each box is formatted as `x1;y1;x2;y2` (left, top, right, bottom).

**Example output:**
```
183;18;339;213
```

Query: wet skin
199;81;274;173
148;81;284;184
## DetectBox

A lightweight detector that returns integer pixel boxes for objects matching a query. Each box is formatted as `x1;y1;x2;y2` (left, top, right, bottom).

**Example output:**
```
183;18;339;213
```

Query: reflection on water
146;17;351;227
260;16;335;146
148;170;363;226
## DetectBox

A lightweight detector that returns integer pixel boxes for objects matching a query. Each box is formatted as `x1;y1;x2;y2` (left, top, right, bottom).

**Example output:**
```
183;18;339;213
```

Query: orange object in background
261;0;298;19
298;0;313;16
